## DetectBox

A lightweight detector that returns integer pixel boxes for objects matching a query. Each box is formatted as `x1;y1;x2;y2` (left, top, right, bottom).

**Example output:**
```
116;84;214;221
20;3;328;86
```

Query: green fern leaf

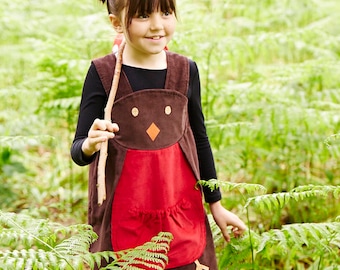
198;179;267;195
54;230;97;256
257;229;288;254
83;250;114;270
292;184;340;198
42;97;81;110
0;211;174;270
257;222;340;256
105;232;173;270
1;249;59;270
245;187;332;212
0;135;55;149
218;229;259;269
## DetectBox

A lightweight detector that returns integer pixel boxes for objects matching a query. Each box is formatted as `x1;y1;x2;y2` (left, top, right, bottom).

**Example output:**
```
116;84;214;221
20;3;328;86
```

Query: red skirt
111;143;206;268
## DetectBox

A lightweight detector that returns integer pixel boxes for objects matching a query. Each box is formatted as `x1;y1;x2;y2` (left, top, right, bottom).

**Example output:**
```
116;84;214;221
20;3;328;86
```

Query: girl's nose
150;13;164;31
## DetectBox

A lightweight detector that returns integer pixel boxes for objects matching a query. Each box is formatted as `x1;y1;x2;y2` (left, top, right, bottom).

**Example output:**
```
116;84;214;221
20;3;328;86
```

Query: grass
1;0;340;268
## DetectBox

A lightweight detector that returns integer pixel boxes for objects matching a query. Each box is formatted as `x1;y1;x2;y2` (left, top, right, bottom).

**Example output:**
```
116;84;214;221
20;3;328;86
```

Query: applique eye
165;105;172;115
131;107;139;117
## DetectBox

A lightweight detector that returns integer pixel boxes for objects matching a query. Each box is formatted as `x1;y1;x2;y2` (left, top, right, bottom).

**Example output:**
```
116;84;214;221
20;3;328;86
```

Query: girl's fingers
84;119;119;156
90;136;108;144
232;227;242;237
110;122;119;132
220;226;231;242
92;118;107;131
89;129;115;139
232;225;246;238
91;119;119;133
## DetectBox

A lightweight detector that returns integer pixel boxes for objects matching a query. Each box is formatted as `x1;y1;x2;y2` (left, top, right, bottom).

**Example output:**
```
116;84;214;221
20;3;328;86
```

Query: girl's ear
109;14;123;33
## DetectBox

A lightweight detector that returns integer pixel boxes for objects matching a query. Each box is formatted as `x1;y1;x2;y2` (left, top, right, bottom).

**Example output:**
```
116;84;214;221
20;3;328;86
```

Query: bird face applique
111;89;188;150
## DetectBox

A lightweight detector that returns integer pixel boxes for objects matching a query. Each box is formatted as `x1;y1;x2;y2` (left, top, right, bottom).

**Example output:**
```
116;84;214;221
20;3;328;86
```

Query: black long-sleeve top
71;59;221;203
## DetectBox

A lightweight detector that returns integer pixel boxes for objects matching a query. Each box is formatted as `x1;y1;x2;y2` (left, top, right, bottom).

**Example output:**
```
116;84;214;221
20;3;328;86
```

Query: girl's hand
81;119;119;157
209;201;246;242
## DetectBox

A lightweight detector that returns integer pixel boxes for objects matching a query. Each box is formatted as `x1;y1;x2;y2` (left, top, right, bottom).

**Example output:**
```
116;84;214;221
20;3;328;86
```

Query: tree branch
97;40;126;205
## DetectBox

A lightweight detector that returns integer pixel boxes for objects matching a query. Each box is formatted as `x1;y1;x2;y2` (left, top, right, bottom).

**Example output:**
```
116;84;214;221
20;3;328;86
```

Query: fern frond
105;232;173;270
207;214;224;244
0;211;174;270
244;186;333;212
291;184;340;198
198;179;267;195
218;229;260;269
54;227;97;256
0;228;37;248
0;211;95;249
257;222;340;255
0;211;100;269
83;250;113;270
0;249;72;270
0;135;54;148
0;211;55;248
324;133;340;148
42;97;80;110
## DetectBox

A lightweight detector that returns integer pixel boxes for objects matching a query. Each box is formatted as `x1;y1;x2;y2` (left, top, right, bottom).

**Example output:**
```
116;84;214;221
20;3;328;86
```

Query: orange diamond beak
146;122;160;141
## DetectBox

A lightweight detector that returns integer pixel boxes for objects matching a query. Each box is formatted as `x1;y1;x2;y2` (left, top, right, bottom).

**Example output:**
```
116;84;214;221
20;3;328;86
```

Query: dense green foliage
1;0;340;269
0;211;172;269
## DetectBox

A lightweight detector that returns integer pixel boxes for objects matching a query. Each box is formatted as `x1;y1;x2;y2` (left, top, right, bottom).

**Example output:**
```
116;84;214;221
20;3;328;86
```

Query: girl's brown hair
100;0;176;27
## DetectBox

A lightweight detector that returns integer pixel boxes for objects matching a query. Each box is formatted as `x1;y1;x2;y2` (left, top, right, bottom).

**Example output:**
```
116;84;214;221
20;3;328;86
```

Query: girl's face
125;9;176;56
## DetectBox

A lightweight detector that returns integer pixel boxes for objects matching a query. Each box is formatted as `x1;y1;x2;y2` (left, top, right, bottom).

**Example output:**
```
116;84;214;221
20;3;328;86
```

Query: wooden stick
97;40;126;205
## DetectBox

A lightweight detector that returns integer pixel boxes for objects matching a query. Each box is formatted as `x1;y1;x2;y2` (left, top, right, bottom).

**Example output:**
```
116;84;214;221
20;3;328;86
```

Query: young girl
71;0;246;269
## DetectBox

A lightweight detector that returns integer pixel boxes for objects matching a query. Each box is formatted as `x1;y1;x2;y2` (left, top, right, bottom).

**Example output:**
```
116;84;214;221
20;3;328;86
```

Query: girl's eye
163;11;172;16
137;13;149;19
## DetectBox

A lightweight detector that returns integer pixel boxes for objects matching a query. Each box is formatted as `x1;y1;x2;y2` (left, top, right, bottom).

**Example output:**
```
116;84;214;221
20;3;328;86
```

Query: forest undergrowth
1;0;340;269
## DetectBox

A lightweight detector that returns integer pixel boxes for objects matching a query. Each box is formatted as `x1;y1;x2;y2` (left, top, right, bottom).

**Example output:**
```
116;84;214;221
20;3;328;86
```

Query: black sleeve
70;63;107;166
188;60;222;203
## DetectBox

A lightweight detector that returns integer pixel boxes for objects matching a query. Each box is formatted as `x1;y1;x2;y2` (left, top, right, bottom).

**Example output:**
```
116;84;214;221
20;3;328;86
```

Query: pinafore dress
88;52;217;269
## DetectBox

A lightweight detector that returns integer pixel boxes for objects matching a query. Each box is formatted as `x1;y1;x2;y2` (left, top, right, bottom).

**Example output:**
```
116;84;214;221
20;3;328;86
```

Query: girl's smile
146;35;164;40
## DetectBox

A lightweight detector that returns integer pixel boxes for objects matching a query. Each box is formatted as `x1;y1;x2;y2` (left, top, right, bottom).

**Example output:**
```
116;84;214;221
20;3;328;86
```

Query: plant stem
246;207;255;269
